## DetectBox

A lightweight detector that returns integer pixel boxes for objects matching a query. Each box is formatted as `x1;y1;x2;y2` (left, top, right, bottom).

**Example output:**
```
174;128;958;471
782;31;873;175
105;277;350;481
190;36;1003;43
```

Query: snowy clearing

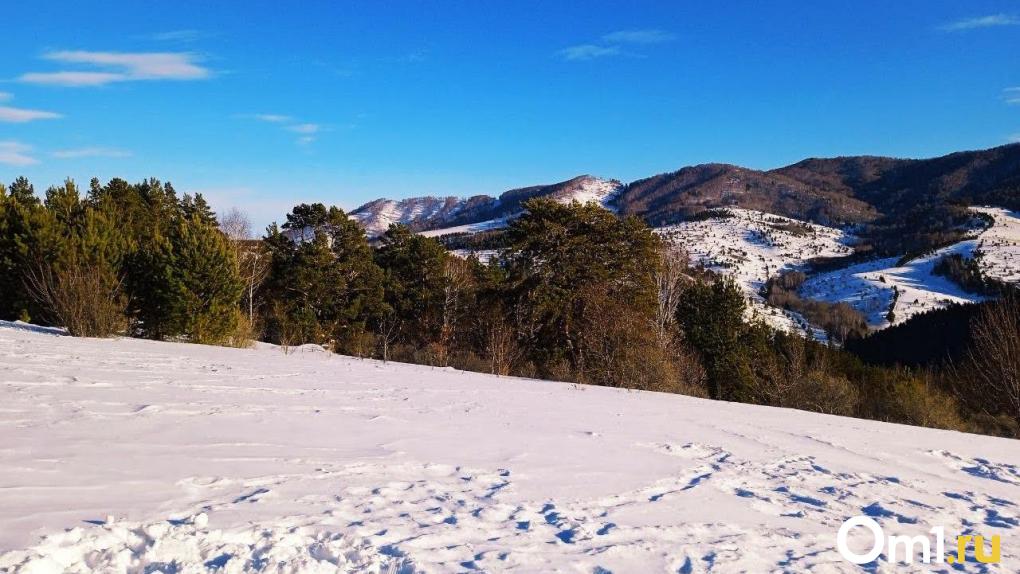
799;207;1020;327
656;208;854;337
0;325;1018;572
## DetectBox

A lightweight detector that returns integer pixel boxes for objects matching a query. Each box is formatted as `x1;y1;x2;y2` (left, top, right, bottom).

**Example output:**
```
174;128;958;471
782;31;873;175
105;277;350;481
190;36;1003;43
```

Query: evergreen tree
133;215;243;343
261;204;385;353
0;180;48;320
8;177;38;206
676;278;751;400
374;224;450;351
502;198;661;381
180;192;217;226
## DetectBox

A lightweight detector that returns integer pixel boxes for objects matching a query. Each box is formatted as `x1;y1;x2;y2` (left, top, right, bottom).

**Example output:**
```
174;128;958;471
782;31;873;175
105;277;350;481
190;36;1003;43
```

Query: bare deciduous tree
966;295;1020;424
220;208;269;324
436;258;472;366
653;242;691;349
220;207;253;241
483;306;524;376
376;313;402;362
24;257;127;337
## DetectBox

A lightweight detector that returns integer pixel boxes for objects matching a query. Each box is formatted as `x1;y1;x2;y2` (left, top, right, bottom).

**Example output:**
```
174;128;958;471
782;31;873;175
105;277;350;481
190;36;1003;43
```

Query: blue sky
1;1;1019;228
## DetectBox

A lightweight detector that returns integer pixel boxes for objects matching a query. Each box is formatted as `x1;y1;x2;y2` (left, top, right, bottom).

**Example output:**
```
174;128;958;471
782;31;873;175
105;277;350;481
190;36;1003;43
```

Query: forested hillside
2;175;1018;438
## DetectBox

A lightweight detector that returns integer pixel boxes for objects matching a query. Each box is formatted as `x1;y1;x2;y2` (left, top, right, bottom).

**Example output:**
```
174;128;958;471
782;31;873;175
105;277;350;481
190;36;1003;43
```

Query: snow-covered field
799;207;1020;327
1;323;1018;572
657;208;854;336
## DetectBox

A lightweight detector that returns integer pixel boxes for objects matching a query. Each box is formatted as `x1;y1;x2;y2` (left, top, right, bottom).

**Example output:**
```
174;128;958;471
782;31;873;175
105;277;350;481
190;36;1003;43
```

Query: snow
418;178;622;239
799;207;1020;327
556;177;622;210
973;206;1020;283
418;218;507;238
352;198;466;238
656;208;854;337
1;325;1018;572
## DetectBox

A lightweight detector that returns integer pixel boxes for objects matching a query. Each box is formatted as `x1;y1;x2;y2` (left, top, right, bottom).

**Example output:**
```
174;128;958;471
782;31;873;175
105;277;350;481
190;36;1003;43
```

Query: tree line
2;177;1017;438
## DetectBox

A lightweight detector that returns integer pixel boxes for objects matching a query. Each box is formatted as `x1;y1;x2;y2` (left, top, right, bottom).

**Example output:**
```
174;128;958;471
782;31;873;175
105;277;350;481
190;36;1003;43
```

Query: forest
2;176;1018;438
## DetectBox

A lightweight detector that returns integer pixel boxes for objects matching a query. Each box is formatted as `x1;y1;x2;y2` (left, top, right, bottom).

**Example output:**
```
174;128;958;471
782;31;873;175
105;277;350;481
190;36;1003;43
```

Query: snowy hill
350;176;621;238
656;208;854;336
799;207;1020;327
350;196;472;238
1;324;1018;572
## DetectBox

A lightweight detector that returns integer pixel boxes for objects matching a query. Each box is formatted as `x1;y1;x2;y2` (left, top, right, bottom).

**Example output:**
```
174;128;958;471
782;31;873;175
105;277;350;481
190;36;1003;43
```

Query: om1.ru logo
837;516;1001;565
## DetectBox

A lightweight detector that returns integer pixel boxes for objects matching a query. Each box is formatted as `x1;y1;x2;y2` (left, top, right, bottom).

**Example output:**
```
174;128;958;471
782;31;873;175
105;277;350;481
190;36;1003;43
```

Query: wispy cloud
940;14;1019;31
1010;134;1020;144
254;113;293;123
0;141;39;166
287;123;320;134
51;147;131;159
150;29;210;43
19;50;211;87
559;44;621;61
559;28;673;61
1004;87;1020;105
602;29;675;44
0;106;62;123
245;114;324;145
0;93;61;123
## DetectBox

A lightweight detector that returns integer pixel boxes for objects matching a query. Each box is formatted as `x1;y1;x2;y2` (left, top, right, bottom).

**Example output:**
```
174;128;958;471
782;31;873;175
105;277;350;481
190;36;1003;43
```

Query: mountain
616;144;1020;229
613;163;878;227
348;144;1020;241
350;175;622;237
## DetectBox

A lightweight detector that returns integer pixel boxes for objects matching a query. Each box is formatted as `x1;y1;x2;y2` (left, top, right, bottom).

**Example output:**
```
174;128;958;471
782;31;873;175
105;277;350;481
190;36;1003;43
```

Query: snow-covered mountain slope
656;208;854;336
973;206;1020;282
2;324;1018;573
419;217;507;238
351;176;622;238
799;207;1020;327
349;196;471;237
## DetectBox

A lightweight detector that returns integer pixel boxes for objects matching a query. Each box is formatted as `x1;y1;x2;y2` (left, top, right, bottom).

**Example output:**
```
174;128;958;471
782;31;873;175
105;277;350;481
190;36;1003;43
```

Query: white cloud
18;71;125;87
559;29;674;61
19;51;210;87
151;30;207;42
254;113;292;123
245;115;323;145
0;106;62;123
558;44;622;61
51;147;131;159
1010;134;1020;144
287;123;320;134
0;93;62;123
940;14;1019;31
0;141;39;166
602;29;675;44
1004;87;1020;105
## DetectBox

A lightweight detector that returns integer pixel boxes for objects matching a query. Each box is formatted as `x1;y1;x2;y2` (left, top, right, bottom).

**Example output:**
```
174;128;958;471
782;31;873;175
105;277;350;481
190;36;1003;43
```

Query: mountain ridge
349;143;1020;239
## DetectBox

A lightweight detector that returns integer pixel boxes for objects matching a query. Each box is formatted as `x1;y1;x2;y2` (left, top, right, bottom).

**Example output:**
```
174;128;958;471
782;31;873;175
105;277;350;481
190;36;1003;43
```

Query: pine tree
502;198;662;380
261;205;385;353
133;215;243;343
676;278;751;400
0;179;47;320
374;224;450;351
180;192;217;226
8;177;39;206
